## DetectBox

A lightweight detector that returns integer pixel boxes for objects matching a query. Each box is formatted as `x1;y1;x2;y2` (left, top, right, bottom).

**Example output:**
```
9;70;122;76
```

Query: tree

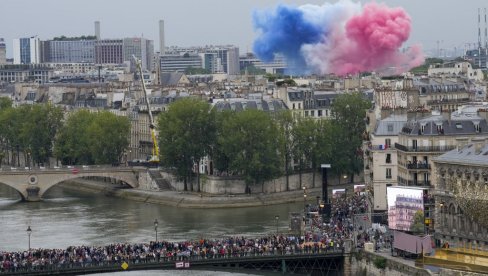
216;109;281;193
330;92;371;179
54;110;129;165
410;210;425;234
0;97;12;110
157;98;216;192
291;116;319;187
55;110;96;165
87;111;130;164
274;110;296;191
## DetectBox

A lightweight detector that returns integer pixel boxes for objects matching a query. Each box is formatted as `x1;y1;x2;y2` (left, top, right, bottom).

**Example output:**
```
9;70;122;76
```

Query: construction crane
133;56;160;166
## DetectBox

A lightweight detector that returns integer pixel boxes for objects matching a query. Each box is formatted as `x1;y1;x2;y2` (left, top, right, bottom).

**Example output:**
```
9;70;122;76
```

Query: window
305;111;309;117
386;153;391;164
386;168;392;179
412;140;418;150
311;110;315;117
318;110;322;117
385;139;391;148
292;103;295;109
387;124;394;132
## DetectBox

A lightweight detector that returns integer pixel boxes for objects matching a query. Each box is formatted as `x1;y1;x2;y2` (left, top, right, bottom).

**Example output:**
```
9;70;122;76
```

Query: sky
1;0;487;58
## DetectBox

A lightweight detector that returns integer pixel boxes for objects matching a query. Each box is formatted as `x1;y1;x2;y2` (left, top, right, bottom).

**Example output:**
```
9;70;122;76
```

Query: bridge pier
25;186;41;201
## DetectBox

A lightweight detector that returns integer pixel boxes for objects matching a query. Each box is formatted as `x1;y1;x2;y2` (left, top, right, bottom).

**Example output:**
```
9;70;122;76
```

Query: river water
0;184;303;252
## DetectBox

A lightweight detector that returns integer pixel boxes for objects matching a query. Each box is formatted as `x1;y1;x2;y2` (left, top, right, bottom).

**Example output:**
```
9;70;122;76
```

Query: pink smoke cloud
303;2;424;75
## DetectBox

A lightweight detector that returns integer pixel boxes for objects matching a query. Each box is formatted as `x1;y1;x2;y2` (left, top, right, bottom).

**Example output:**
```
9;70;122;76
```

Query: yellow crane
133;56;160;165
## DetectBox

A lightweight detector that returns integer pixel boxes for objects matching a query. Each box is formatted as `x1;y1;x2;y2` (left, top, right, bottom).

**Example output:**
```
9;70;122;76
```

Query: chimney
95;21;101;40
441;109;451;124
478;108;488;121
472;138;485;154
456;137;469;152
159;20;165;54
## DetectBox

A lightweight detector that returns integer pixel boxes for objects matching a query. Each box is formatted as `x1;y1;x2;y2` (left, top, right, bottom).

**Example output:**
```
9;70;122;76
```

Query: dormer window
420;123;426;134
436;123;443;134
474;122;481;133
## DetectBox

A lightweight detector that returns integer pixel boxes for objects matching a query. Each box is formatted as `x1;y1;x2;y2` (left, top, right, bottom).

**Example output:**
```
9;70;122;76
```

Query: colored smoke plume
252;1;424;75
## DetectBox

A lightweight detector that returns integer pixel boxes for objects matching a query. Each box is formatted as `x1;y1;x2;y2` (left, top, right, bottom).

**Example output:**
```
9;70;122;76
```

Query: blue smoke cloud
253;5;324;72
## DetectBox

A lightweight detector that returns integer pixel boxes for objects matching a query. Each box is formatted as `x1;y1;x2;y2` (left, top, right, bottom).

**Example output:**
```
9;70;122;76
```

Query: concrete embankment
61;179;322;208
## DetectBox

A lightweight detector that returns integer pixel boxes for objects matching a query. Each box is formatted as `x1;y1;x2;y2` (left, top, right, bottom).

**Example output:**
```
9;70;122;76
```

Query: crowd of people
1;193;377;274
0;234;343;273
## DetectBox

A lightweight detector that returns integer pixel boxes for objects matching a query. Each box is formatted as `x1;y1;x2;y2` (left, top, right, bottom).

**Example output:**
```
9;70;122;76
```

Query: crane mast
134;56;160;164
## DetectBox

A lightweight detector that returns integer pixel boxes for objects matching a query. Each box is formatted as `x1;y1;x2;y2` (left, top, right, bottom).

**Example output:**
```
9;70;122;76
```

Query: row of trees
157;92;371;192
0;98;130;167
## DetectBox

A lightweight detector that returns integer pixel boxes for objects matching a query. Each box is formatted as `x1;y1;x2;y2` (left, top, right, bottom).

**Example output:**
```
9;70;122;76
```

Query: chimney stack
95;21;101;40
472;138;485;154
159;20;165;54
456;137;469;152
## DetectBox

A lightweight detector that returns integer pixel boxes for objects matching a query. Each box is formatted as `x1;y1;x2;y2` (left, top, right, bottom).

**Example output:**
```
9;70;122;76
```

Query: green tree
55;110;129;165
0;97;12;110
157;98;216;192
330;92;371;180
216;109;281;193
274;110;296;191
55;110;96;165
87;111;130;164
410;210;425;234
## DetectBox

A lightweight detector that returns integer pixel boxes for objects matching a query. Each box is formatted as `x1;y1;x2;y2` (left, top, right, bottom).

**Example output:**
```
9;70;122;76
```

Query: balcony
370;145;392;151
427;98;470;105
397;176;431;187
406;163;431;170
395;143;456;153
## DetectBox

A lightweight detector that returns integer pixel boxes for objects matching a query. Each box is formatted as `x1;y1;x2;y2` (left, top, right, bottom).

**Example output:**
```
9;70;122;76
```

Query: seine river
0;184;303;252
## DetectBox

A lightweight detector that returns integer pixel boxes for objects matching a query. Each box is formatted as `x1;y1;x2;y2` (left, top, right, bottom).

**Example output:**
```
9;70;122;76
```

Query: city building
41;39;96;63
364;114;407;211
95;39;124;64
0;64;52;83
428;61;484;82
13;36;41;64
433;137;488;247
123;38;154;71
415;78;474;111
239;53;287;75
160;53;202;73
166;45;240;75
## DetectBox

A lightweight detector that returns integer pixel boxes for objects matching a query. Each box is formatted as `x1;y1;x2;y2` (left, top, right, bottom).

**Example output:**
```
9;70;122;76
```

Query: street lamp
26;226;32;250
275;215;279;234
154;219;158;242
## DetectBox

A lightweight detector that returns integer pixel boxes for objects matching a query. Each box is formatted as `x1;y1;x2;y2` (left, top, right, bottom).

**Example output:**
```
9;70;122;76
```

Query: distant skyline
2;0;487;58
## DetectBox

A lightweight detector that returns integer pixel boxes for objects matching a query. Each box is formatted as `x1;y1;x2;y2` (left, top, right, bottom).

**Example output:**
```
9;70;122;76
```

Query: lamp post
321;164;331;224
26;226;32;250
154;219;158;242
275;215;279;234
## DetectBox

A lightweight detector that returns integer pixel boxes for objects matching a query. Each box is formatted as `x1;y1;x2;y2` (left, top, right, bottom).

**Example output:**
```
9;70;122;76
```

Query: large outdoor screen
387;187;425;232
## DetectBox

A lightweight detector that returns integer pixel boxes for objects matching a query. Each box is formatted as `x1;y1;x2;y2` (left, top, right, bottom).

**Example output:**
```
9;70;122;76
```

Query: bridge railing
0;247;344;275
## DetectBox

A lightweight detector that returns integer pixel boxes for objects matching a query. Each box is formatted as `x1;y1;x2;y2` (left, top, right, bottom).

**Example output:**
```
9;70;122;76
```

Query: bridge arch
0;168;144;201
0;181;26;200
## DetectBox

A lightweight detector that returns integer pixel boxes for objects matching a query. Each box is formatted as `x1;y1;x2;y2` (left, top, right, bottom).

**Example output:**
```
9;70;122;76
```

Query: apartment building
433;138;488;247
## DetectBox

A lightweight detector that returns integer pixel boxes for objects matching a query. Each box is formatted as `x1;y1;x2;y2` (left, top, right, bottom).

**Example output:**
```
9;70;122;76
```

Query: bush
373;257;387;269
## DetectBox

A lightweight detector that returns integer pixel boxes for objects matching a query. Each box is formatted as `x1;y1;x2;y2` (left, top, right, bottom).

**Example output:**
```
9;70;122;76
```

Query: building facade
41;40;96;63
433;138;488;247
95;39;123;64
13;36;41;64
160;54;202;72
123;38;154;71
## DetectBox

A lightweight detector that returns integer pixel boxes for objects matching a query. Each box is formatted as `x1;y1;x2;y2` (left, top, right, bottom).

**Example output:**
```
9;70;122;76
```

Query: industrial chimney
95;21;101;40
159;20;165;54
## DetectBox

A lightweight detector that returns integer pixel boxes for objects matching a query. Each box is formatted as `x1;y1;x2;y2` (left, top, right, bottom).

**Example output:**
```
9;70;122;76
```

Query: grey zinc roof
374;114;407;136
434;143;488;166
213;99;287;113
404;119;488;136
288;91;304;101
160;72;184;87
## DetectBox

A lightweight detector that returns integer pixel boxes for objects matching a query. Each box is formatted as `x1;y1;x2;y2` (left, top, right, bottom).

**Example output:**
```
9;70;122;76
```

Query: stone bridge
0;166;148;201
